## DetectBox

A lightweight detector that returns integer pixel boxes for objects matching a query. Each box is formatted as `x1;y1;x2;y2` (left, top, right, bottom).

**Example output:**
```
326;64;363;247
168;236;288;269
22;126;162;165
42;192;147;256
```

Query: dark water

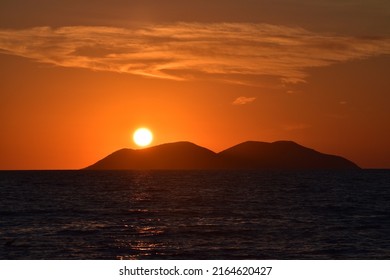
0;170;389;259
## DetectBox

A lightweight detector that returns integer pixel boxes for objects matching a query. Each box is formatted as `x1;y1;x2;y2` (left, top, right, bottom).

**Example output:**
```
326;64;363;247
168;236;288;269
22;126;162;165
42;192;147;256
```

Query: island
85;141;359;170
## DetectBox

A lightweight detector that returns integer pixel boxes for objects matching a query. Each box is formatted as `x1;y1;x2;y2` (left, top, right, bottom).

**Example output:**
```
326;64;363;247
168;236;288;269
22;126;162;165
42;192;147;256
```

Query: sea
0;170;389;260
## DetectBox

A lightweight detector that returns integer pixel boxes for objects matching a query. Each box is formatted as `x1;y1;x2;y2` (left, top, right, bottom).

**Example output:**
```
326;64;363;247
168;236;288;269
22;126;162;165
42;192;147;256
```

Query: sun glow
133;128;153;147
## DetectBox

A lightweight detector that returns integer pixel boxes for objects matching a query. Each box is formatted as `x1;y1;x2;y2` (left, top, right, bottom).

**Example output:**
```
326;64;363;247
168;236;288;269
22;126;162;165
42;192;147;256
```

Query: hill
218;141;359;169
86;141;220;170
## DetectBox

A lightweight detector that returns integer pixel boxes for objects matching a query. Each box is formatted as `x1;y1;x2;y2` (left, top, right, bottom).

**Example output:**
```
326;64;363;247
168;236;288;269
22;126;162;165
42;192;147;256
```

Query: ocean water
0;170;389;260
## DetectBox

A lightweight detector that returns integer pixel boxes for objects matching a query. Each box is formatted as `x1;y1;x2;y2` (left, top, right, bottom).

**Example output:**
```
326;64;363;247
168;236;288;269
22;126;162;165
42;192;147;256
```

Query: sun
133;128;153;147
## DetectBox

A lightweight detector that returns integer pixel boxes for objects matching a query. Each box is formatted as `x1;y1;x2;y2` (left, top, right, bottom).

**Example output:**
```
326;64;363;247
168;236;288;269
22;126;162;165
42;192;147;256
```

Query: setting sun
133;128;153;147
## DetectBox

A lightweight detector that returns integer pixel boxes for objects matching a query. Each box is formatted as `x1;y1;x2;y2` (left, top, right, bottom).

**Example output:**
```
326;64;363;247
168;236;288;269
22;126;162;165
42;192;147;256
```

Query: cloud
232;96;256;105
0;23;389;85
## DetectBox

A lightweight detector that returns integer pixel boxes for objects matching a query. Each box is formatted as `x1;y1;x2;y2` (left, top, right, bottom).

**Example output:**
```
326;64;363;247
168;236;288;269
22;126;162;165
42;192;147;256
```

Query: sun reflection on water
116;224;167;260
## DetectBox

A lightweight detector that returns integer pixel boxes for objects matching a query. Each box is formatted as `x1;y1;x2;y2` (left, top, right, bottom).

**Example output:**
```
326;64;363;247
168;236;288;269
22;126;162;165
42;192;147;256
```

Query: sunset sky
1;0;390;169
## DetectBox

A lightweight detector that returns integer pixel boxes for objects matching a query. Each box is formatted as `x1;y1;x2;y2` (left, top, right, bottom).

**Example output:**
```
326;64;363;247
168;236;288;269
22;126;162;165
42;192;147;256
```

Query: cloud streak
232;96;256;105
1;23;389;84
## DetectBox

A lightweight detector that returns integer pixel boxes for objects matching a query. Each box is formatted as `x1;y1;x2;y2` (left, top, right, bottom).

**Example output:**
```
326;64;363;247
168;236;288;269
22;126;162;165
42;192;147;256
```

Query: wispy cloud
232;96;256;105
0;23;389;85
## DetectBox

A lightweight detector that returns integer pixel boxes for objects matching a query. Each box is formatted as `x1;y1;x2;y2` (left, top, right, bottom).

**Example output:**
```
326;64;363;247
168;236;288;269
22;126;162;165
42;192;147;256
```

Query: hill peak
147;141;208;150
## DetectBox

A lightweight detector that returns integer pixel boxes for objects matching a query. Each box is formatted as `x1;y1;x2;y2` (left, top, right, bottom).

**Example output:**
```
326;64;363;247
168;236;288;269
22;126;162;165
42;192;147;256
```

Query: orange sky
1;0;390;169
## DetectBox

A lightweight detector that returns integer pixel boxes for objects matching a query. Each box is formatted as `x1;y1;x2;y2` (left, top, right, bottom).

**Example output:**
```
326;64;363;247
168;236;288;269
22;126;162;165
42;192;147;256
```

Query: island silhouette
85;141;359;170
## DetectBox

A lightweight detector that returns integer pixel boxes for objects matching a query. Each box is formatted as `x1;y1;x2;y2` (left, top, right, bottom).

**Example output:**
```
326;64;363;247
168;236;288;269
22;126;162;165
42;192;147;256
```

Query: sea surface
0;170;389;259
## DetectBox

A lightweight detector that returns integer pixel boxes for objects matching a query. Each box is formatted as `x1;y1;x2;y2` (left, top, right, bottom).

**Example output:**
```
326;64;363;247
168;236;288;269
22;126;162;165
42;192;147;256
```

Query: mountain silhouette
219;141;359;169
87;142;220;170
85;141;359;170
